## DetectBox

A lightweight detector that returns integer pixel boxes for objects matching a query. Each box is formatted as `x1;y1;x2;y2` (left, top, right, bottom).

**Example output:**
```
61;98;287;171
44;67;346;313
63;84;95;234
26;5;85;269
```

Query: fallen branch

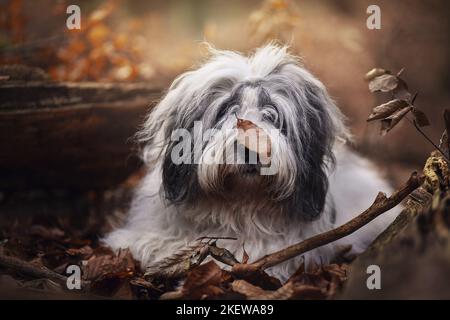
232;172;424;275
0;250;89;289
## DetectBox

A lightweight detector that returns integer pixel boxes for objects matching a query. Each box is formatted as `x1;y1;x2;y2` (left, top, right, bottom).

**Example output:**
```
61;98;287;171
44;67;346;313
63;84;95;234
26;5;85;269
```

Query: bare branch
232;172;424;276
0;250;90;289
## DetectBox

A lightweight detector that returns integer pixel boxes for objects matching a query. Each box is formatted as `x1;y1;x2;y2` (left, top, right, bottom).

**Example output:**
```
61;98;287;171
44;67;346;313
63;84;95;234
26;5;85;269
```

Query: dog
103;44;400;282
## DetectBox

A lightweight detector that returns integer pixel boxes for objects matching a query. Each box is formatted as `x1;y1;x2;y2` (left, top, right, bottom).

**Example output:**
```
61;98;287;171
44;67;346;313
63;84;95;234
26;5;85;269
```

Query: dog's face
139;44;348;220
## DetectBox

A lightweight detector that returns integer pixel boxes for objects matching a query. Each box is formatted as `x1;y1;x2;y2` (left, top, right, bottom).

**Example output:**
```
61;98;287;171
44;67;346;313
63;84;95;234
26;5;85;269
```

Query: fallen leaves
49;1;145;82
82;248;135;282
144;238;238;280
231;264;348;300
164;261;225;300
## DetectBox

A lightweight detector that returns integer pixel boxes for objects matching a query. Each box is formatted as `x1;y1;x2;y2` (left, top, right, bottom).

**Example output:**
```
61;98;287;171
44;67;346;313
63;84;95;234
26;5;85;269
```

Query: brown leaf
235;268;282;290
412;108;430;127
364;68;389;81
181;261;225;299
368;74;399;93
286;264;348;299
183;261;222;290
231;279;266;298
367;99;409;122
236;118;271;161
232;279;326;300
393;78;412;101
208;243;239;266
66;245;94;259
159;290;185;300
380;106;412;135
242;244;249;264
236;118;255;131
259;282;326;300
144;243;208;279
82;248;135;282
112;281;134;300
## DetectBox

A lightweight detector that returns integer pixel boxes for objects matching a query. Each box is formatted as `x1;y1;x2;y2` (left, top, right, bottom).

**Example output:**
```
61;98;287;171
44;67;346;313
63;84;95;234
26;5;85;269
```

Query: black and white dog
104;44;400;281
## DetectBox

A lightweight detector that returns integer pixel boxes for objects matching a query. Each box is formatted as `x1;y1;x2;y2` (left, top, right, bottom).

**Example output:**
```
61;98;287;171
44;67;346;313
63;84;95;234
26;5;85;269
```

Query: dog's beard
196;116;298;203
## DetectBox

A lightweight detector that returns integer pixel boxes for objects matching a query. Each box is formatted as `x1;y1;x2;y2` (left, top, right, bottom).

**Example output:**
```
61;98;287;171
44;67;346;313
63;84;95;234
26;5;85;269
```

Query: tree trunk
0;81;164;190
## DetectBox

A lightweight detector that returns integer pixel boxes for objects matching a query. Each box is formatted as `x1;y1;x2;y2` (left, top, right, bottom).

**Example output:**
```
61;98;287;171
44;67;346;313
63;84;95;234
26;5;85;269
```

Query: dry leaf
208;243;240;266
380;106;412;135
393;78;412;100
234;268;282;291
181;261;225;299
144;243;208;279
367;99;409;122
231;279;266;298
242;244;249;264
232;279;326;300
236;118;272;161
66;245;94;259
159;267;227;299
412;108;430;127
365;68;389;81
82;248;135;282
369;74;399;93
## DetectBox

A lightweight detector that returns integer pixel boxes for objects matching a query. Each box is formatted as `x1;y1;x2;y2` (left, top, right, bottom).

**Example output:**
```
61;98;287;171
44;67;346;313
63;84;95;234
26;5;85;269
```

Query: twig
443;109;450;159
0;251;89;289
405;116;450;162
231;172;424;275
410;92;418;105
196;236;238;242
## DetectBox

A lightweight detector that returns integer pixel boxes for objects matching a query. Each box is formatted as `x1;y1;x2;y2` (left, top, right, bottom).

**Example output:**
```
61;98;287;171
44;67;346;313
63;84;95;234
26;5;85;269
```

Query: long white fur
103;44;401;282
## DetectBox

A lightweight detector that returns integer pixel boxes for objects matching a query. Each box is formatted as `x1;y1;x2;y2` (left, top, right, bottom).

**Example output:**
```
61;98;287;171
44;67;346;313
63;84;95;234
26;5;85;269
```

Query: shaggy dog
104;44;400;282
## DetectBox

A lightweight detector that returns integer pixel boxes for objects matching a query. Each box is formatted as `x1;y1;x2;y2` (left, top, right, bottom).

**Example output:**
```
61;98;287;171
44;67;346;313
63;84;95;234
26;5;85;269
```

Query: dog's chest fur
104;167;339;282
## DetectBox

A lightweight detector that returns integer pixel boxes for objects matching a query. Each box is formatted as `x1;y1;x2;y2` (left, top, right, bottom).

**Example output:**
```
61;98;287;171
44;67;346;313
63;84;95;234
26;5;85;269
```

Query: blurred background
2;0;449;185
0;0;449;213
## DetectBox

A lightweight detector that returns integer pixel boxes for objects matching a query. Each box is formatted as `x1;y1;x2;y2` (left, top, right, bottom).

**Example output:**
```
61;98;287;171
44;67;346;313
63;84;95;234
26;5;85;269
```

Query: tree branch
0;250;89;289
232;172;424;276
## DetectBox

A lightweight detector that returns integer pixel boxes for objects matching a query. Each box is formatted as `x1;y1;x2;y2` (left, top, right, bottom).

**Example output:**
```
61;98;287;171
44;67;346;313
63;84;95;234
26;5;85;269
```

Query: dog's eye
262;105;278;123
216;103;239;122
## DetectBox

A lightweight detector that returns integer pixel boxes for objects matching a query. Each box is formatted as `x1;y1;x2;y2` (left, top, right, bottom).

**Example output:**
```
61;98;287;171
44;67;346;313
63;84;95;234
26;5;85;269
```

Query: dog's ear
274;64;349;220
137;73;194;164
290;81;335;220
144;53;241;204
137;72;207;204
